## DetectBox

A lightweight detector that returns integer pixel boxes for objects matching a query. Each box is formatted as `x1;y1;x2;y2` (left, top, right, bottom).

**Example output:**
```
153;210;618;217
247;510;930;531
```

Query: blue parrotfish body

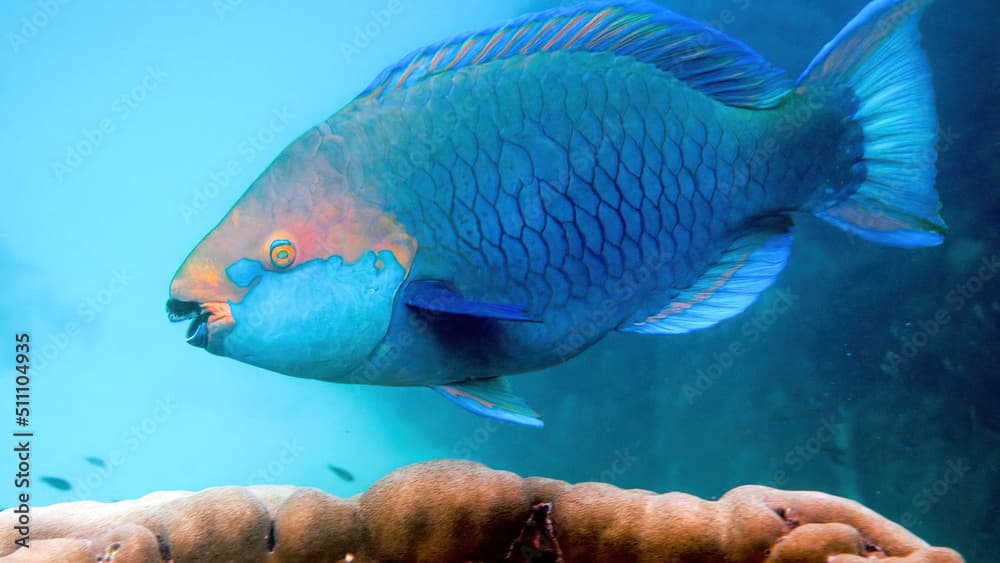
167;0;945;427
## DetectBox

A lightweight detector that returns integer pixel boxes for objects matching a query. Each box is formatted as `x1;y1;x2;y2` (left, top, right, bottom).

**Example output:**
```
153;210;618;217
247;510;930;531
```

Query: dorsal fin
359;1;792;108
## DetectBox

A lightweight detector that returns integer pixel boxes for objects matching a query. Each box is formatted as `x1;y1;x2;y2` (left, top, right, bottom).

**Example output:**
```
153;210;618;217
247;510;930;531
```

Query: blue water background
1;0;997;560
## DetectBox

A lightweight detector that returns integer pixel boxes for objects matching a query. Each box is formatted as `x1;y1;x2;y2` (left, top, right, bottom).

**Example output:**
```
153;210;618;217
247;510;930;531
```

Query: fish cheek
222;250;406;380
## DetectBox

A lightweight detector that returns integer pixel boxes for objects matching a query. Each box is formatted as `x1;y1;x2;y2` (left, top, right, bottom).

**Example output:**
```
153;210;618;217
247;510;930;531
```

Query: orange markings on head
277;193;418;273
178;261;223;292
169;250;250;306
221;190;418;279
171;157;419;307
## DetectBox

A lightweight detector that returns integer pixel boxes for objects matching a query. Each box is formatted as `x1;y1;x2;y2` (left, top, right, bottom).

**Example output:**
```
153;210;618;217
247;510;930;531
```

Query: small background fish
328;465;355;482
85;457;106;468
40;477;72;492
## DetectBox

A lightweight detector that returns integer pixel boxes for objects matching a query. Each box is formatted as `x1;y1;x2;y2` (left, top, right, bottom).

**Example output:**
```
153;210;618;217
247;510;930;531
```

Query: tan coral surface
0;460;964;562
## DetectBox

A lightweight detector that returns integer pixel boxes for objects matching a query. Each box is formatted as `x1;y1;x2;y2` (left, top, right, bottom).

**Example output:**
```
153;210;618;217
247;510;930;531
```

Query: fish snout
165;298;210;348
167;258;248;350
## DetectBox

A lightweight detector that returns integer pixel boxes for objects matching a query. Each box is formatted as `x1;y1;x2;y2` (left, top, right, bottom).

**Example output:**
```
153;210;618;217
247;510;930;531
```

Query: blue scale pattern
355;49;810;364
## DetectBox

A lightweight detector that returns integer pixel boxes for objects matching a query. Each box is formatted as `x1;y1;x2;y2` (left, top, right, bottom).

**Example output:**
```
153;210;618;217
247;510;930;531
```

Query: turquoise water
2;0;997;560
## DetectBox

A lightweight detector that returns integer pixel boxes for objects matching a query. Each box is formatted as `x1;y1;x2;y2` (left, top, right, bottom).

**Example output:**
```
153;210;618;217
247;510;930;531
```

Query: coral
0;460;963;562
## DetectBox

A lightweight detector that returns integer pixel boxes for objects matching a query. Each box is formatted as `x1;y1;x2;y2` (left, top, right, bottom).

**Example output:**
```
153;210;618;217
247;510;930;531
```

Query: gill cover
223;249;407;378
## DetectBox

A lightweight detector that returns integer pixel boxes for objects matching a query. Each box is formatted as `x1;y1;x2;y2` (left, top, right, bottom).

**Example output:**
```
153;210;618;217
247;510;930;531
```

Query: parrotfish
167;0;945;427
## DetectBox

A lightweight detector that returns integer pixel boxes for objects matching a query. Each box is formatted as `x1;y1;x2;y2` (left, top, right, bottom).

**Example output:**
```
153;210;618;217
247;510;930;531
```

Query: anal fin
432;377;543;428
620;218;794;335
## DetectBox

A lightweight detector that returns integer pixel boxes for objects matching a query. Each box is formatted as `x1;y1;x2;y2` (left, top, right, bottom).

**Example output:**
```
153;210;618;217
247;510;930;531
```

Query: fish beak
168;252;245;352
186;310;211;348
166;297;235;352
166;298;209;348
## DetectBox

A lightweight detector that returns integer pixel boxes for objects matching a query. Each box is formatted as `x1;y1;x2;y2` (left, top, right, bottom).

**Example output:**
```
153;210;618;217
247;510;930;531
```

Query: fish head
167;131;416;380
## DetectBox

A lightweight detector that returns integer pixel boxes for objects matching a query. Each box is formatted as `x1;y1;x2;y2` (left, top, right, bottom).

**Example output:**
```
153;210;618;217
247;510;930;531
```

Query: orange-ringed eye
269;239;296;269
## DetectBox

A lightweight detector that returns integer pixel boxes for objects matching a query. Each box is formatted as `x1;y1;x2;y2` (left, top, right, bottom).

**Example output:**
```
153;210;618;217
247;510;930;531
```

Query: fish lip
185;311;210;348
166;298;202;323
166;299;210;349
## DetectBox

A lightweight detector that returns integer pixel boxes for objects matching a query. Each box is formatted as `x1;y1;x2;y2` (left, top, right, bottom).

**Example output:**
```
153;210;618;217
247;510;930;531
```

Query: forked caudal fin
799;0;946;248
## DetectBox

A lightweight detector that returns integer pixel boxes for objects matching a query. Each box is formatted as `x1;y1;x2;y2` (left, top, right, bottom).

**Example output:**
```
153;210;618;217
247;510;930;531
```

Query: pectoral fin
404;280;539;322
432;377;543;428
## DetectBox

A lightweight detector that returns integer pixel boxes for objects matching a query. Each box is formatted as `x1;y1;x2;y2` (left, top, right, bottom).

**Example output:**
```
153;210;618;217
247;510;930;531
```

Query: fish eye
269;239;296;269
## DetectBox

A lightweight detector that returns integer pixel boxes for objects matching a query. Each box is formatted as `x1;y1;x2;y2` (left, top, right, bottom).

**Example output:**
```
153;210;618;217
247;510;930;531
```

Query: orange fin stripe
586;26;623;49
564;8;615;49
394;62;420;89
497;25;532;58
642;250;754;324
612;26;652;51
428;48;448;72
472;30;507;64
444;386;496;409
446;38;477;70
543;13;586;51
520;20;560;55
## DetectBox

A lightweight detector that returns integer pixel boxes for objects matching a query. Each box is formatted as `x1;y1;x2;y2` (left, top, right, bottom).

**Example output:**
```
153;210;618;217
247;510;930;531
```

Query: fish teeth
186;311;211;347
166;299;202;323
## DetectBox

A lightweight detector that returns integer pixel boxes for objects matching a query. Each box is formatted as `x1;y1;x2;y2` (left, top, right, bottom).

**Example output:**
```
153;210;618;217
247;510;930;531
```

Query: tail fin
799;0;946;247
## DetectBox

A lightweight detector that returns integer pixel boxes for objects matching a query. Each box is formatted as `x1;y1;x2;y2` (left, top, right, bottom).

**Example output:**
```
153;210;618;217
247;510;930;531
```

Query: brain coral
0;460;963;562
